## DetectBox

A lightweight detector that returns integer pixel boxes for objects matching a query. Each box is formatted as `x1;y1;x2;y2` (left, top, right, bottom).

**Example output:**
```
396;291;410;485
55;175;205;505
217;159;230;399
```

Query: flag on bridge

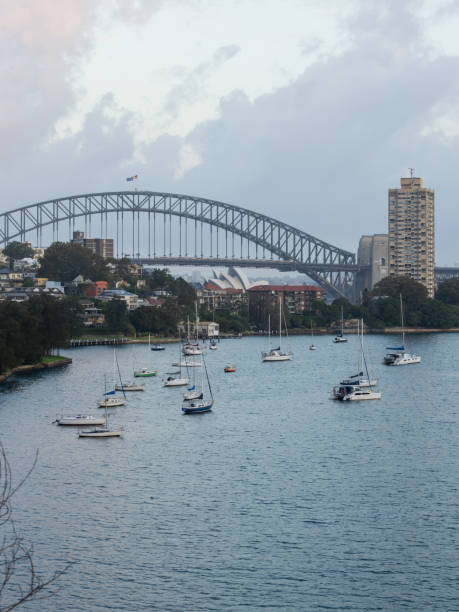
126;175;138;182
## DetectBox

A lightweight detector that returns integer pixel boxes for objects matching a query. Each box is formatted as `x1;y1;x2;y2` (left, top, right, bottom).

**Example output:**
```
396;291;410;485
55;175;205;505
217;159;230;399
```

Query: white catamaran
383;295;421;366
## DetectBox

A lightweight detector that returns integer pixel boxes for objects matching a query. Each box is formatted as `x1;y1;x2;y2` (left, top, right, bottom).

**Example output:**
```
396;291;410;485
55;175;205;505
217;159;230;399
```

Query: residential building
178;321;219;338
197;285;249;316
357;234;389;293
71;231;114;259
248;284;324;319
388;175;435;297
84;281;109;298
98;289;143;310
79;300;106;327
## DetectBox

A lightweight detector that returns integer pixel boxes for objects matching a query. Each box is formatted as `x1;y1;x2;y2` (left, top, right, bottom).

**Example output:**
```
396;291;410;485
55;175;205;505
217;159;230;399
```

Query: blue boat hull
182;402;213;414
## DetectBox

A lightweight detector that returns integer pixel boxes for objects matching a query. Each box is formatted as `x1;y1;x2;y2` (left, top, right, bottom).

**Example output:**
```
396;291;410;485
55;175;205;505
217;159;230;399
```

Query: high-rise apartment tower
388;175;435;297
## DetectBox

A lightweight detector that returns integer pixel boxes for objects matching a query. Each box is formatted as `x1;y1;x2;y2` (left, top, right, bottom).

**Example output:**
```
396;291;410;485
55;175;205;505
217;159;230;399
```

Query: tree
436;278;459;305
0;442;67;609
39;242;110;283
104;300;128;333
3;242;34;271
371;275;428;310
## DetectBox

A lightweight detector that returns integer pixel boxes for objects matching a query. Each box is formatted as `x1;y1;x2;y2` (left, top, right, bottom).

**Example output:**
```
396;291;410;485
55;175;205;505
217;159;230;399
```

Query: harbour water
0;333;458;611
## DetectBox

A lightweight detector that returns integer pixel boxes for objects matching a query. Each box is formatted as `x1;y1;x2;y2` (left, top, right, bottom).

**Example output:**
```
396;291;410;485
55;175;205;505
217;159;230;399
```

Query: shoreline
0;356;72;384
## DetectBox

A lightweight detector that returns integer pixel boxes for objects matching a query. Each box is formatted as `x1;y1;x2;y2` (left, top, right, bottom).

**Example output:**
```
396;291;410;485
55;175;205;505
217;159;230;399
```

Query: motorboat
56;415;105;426
183;343;203;356
224;365;236;373
209;341;217;350
134;368;157;377
150;344;165;351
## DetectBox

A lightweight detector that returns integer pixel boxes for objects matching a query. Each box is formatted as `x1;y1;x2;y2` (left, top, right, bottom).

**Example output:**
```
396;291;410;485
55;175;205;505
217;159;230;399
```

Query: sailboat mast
400;294;405;347
279;295;282;348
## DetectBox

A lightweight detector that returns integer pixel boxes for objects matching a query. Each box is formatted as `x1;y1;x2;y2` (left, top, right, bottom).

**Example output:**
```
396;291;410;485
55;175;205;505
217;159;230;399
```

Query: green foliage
22;277;34;287
0;296;82;373
4;241;35;261
146;268;196;307
104;300;128;333
371;275;428;310
39;242;110;283
436;278;459;305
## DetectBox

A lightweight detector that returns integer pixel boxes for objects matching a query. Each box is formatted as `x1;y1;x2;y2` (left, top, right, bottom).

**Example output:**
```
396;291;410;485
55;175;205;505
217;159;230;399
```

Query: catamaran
383;295;421;366
332;318;381;401
340;320;377;387
261;298;293;362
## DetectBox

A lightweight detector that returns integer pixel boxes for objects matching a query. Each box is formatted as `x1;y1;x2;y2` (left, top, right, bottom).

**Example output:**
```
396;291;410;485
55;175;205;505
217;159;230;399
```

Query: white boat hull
172;361;201;367
115;384;145;391
262;353;292;362
98;397;126;408
57;416;106;426
344;391;382;401
163;378;190;387
309;345;317;351
385;353;421;366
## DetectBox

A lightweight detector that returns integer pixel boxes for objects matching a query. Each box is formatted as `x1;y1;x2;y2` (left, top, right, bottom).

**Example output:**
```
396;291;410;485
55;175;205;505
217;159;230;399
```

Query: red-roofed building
248;284;324;318
83;281;108;298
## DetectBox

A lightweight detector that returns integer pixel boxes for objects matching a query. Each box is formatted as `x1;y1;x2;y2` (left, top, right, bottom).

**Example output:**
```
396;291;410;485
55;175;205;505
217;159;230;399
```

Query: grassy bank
0;355;72;384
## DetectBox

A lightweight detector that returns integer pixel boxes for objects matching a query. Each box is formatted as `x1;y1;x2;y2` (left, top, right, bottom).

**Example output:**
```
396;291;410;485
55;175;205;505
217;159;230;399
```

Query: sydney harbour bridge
0;190;454;299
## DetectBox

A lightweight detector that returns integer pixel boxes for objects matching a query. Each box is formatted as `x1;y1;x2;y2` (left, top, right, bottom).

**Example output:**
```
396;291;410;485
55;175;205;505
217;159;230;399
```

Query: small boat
209;341;217;350
78;427;124;438
150;344;165;351
115;382;145;391
79;405;123;438
333;306;348;343
163;375;189;387
261;303;293;362
384;295;420;366
171;360;201;367
183;388;204;401
134;368;157;377
309;320;317;350
98;396;126;408
224;365;236;373
332;384;381;401
182;354;214;414
182;399;213;414
56;415;106;426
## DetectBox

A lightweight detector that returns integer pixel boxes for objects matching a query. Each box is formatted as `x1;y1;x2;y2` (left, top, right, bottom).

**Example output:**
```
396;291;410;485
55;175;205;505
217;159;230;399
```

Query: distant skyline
3;1;459;264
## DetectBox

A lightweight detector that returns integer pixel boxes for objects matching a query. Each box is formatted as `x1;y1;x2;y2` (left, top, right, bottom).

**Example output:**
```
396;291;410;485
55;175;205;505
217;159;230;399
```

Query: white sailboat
309;320;317;350
333;306;348;343
55;414;106;426
79;404;123;438
261;296;293;362
183;306;204;355
134;335;157;377
164;339;190;387
98;353;126;408
383;294;421;366
340;320;377;387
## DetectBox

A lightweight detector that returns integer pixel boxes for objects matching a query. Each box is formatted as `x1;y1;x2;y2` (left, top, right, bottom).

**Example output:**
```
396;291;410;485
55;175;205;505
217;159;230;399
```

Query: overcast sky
2;0;459;264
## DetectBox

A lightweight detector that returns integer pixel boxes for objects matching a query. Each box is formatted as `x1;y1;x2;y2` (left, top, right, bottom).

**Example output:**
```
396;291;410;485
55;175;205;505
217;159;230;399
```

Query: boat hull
182;400;213;414
384;352;421;366
98;398;126;408
163;378;189;387
262;354;292;361
134;370;157;377
57;417;105;426
79;429;123;438
115;384;145;391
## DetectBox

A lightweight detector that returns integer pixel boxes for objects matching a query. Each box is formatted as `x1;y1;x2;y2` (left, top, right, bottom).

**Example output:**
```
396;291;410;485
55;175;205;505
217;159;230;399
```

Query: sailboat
309;320;317;350
332;318;381;401
115;352;145;391
183;305;204;355
163;338;190;387
383;294;421;366
340;320;377;387
261;297;293;362
98;352;126;408
333;306;348;342
134;334;157;377
183;353;205;401
182;353;213;414
55;414;106;426
79;403;123;438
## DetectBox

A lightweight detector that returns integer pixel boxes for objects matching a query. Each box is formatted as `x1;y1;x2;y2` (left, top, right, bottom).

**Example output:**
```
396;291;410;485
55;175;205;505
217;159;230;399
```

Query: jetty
69;337;130;348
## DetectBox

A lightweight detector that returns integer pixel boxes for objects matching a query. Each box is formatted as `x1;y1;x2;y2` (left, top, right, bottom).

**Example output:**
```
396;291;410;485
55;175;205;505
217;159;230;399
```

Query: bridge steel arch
0;191;356;297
